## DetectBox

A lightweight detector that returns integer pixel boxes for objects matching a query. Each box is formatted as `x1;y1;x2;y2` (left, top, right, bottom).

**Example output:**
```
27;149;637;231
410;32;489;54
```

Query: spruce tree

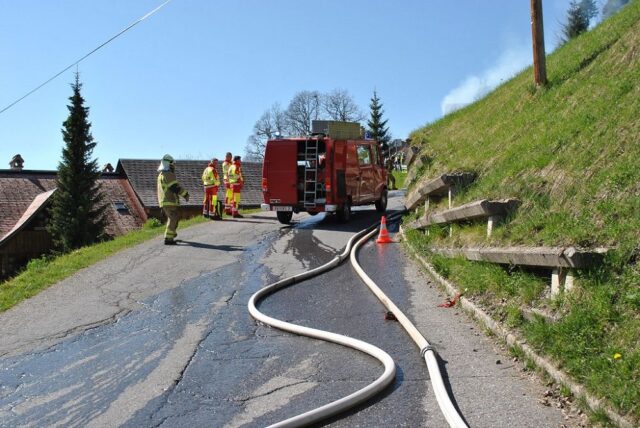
562;0;597;42
49;74;107;252
367;90;391;155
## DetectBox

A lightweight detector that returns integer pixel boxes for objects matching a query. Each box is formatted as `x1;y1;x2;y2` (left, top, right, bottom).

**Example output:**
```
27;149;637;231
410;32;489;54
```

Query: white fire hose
351;227;468;428
248;212;467;427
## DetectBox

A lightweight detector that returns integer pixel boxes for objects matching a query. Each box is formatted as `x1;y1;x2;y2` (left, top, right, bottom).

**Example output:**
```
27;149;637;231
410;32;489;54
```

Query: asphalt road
0;192;573;427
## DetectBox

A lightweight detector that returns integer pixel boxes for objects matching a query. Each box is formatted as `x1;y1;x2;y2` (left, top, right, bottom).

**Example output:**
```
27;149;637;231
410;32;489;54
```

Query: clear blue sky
1;0;578;170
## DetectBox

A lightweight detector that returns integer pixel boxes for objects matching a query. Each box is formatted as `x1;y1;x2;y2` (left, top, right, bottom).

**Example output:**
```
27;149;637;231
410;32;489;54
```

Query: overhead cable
0;0;173;116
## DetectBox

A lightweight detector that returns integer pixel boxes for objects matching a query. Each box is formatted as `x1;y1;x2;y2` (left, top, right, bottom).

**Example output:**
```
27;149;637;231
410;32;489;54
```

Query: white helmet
158;154;175;171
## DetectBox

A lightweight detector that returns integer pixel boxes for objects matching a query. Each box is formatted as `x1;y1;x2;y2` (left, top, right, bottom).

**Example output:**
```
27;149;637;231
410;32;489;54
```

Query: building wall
0;230;52;278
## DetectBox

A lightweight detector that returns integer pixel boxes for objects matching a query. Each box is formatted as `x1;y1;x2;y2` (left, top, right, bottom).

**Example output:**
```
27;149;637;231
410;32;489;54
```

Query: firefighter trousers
388;172;396;190
162;206;180;240
231;183;242;214
203;186;219;217
224;187;233;214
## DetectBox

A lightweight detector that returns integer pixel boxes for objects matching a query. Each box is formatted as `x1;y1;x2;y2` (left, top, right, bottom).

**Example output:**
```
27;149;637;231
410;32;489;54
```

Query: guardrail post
487;215;500;237
424;197;430;236
448;187;453;237
551;268;566;296
564;272;575;292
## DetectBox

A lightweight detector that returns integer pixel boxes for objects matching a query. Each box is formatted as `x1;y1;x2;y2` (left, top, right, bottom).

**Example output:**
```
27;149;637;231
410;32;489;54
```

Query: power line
0;0;173;116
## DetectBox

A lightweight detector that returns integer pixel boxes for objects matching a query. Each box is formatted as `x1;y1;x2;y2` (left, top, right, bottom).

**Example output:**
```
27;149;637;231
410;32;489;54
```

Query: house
116;159;263;219
0;161;147;279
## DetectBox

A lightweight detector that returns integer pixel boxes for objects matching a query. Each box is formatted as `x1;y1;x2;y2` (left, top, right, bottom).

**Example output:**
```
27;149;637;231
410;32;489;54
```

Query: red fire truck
261;121;388;224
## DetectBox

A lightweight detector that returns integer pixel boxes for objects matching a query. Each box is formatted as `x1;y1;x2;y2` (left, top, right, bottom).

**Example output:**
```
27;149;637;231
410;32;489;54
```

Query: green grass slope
407;2;639;424
411;1;639;252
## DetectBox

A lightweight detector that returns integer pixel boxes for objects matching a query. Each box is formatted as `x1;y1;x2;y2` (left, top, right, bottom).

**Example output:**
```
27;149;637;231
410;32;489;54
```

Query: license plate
274;206;292;212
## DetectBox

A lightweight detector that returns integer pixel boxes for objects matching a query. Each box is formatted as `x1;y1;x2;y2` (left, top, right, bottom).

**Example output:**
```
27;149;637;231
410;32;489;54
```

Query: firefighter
201;158;222;220
385;156;397;190
157;154;190;245
228;155;244;218
222;152;233;215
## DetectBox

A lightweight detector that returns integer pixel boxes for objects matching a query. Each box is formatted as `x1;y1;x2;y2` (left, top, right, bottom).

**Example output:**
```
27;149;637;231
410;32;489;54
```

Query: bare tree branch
245;103;288;161
286;90;321;136
244;134;266;162
322;89;366;122
254;103;288;139
245;89;365;160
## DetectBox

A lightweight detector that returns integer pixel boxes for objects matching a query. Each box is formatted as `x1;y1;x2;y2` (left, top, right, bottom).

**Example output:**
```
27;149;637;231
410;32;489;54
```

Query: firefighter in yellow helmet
228;155;244;218
222;152;233;215
201;158;221;220
157;154;189;245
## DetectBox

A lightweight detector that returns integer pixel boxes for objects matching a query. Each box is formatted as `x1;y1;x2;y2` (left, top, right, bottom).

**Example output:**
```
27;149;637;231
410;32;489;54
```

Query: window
357;145;371;165
114;201;129;212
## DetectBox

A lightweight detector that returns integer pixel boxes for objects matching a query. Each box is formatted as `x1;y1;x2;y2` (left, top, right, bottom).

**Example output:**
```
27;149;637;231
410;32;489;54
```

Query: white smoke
603;0;630;18
441;46;532;115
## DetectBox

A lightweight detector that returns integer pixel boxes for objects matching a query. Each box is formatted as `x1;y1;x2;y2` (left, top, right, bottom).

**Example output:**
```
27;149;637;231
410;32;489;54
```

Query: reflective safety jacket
157;170;188;207
222;160;232;183
201;165;220;188
228;163;243;184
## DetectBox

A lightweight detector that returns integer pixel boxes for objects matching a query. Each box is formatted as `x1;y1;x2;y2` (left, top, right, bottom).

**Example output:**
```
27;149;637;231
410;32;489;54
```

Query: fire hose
247;211;467;427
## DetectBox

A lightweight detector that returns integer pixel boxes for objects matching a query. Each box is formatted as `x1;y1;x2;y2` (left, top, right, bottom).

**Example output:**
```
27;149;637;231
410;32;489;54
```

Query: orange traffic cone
376;216;394;244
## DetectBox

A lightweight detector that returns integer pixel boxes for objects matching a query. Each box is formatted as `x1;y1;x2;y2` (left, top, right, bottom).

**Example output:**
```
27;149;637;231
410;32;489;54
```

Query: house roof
116;159;263;208
0;170;57;239
0;188;56;245
0;169;146;244
96;175;148;236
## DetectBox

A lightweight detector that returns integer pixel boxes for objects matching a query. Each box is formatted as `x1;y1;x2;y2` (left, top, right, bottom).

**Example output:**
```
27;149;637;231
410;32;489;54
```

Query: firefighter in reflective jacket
157;154;190;245
228;155;244;218
201;158;222;220
222;152;233;215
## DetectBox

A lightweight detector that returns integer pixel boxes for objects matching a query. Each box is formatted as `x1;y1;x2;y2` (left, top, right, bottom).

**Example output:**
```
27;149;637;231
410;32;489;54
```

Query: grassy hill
406;1;639;424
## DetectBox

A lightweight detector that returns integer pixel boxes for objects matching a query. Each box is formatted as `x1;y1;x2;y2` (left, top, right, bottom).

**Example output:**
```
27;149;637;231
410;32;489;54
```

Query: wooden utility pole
530;0;547;86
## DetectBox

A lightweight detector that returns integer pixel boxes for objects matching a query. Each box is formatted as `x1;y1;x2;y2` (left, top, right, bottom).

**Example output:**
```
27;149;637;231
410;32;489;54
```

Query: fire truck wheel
375;190;388;213
276;211;293;224
336;201;351;223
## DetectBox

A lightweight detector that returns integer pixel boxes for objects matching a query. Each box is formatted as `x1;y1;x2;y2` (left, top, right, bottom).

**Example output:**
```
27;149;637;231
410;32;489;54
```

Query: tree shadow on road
245;215;278;221
177;241;244;251
220;219;269;224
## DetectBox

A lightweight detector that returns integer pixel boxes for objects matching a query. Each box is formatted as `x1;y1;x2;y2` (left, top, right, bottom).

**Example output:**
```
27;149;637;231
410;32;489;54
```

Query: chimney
9;154;24;171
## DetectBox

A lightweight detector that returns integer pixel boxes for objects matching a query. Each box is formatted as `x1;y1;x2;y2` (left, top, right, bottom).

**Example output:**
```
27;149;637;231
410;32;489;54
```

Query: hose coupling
420;345;436;358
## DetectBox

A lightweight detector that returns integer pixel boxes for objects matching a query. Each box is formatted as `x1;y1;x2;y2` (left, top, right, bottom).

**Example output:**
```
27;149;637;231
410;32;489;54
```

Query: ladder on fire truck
303;139;318;208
